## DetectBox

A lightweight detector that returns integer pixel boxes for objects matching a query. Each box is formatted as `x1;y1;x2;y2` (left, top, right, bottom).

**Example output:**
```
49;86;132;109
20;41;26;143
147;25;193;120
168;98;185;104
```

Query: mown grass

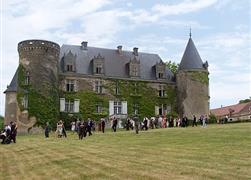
0;123;250;180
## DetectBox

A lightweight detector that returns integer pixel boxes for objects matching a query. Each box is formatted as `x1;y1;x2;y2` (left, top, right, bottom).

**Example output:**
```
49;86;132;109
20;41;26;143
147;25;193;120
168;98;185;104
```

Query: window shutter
109;100;114;116
155;106;159;115
122;101;127;114
60;98;65;112
74;99;80;113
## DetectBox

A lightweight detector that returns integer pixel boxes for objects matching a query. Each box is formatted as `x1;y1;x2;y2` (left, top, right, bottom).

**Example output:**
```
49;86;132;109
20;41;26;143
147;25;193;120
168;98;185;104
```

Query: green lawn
0;123;250;180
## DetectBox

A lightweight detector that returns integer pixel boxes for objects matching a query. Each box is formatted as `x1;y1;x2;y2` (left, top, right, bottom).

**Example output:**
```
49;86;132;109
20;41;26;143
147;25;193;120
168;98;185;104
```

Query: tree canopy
166;60;179;74
239;97;251;104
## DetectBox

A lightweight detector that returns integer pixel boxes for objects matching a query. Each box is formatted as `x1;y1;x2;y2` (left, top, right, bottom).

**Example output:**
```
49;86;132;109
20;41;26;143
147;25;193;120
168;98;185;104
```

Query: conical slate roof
179;37;204;70
4;69;18;93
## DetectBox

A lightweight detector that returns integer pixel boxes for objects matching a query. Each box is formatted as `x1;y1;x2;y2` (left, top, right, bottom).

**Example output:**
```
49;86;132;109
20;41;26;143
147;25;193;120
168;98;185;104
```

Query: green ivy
62;91;109;121
63;80;177;121
189;71;209;85
17;65;59;127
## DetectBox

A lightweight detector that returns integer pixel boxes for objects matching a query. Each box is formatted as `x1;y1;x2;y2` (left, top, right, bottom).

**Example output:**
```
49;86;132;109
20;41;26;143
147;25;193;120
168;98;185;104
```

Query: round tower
18;40;60;95
176;36;209;119
16;40;60;131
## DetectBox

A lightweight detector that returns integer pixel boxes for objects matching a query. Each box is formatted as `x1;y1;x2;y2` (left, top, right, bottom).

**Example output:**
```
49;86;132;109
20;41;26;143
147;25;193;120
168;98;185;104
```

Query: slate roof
210;102;251;117
60;45;174;82
4;69;18;93
179;37;204;70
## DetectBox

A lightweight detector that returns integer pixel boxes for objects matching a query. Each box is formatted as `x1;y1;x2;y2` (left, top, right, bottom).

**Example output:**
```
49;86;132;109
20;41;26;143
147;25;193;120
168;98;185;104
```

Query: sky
0;0;250;116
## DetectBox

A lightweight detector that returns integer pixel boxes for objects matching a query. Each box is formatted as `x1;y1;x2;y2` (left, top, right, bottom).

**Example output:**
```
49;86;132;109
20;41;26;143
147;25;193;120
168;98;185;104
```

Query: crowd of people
0;114;209;143
0;121;17;144
124;114;208;131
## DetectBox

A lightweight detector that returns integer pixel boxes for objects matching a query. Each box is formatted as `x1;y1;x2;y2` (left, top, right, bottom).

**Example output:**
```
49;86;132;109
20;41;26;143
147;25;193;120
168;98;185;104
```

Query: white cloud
0;0;250;115
198;32;251;108
152;0;218;16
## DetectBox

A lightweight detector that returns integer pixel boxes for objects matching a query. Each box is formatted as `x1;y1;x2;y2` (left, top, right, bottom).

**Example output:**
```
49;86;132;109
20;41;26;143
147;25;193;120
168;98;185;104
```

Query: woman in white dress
71;121;76;132
57;121;63;138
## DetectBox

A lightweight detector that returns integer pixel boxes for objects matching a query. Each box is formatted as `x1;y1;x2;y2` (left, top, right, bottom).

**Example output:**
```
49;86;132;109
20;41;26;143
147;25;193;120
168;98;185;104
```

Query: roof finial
189;27;192;38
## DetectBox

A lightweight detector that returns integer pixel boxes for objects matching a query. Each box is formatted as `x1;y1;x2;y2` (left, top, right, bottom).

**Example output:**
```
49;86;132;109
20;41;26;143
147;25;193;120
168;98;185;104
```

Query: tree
239;97;251;104
166;61;179;74
0;115;3;130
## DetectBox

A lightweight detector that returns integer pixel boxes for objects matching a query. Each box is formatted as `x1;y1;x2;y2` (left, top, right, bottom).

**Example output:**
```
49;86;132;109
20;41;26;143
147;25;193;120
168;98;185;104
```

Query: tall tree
166;60;179;74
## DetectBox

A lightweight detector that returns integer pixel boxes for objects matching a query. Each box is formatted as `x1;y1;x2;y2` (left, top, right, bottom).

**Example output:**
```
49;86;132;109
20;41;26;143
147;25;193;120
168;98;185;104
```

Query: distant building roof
179;37;204;70
60;45;174;82
210;102;251;117
4;69;18;93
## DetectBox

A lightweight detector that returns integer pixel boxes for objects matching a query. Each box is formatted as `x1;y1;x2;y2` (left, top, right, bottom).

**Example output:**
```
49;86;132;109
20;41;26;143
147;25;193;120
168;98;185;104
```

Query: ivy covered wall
17;65;59;127
60;77;177;122
188;71;209;85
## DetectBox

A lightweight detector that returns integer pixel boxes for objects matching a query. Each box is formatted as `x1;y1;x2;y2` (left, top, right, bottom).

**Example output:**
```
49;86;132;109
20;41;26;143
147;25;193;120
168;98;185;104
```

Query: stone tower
4;40;60;133
176;36;209;119
18;40;60;95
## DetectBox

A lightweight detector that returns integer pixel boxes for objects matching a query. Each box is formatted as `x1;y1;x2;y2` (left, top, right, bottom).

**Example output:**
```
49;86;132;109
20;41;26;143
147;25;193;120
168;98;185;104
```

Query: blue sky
0;0;250;116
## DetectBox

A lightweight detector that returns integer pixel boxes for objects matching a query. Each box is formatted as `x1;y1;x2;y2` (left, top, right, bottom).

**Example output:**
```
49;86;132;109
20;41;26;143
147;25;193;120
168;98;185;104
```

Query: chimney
81;41;88;50
133;47;138;56
117;45;122;54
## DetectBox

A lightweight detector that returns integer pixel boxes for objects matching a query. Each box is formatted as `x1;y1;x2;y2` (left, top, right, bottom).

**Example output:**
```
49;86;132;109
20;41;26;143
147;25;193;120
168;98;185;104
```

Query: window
133;83;138;94
133;103;139;115
96;66;102;74
24;71;30;85
159;107;163;116
158;104;168;116
95;80;102;94
67;64;73;72
132;66;138;76
66;80;75;92
158;73;164;79
21;95;28;109
159;85;165;97
115;81;119;95
114;101;122;115
65;100;74;112
96;103;102;113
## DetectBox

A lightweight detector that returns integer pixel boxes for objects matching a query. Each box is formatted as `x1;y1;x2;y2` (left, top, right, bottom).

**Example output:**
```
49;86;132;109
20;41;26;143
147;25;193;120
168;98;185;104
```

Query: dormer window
129;57;140;77
96;66;102;74
93;53;105;75
158;73;164;79
67;64;73;72
62;50;76;72
155;61;166;79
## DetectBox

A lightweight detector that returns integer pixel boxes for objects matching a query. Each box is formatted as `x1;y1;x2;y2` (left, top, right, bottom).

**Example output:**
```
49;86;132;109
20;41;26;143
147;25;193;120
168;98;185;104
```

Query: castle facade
4;36;209;133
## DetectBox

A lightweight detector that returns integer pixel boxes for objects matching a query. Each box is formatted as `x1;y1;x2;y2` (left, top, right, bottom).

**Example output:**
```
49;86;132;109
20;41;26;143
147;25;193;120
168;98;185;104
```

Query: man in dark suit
101;118;105;133
192;115;197;127
78;121;85;140
112;117;118;132
10;122;17;143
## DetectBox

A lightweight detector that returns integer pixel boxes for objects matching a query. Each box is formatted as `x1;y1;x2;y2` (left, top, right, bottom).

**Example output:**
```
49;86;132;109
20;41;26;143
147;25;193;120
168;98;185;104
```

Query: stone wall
59;75;176;118
15;40;60;130
176;70;209;119
18;40;60;96
4;92;18;125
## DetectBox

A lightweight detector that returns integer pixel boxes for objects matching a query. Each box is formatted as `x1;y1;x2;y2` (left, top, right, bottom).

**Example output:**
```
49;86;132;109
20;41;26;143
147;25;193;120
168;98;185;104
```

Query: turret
18;40;60;95
176;34;209;119
4;39;60;133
